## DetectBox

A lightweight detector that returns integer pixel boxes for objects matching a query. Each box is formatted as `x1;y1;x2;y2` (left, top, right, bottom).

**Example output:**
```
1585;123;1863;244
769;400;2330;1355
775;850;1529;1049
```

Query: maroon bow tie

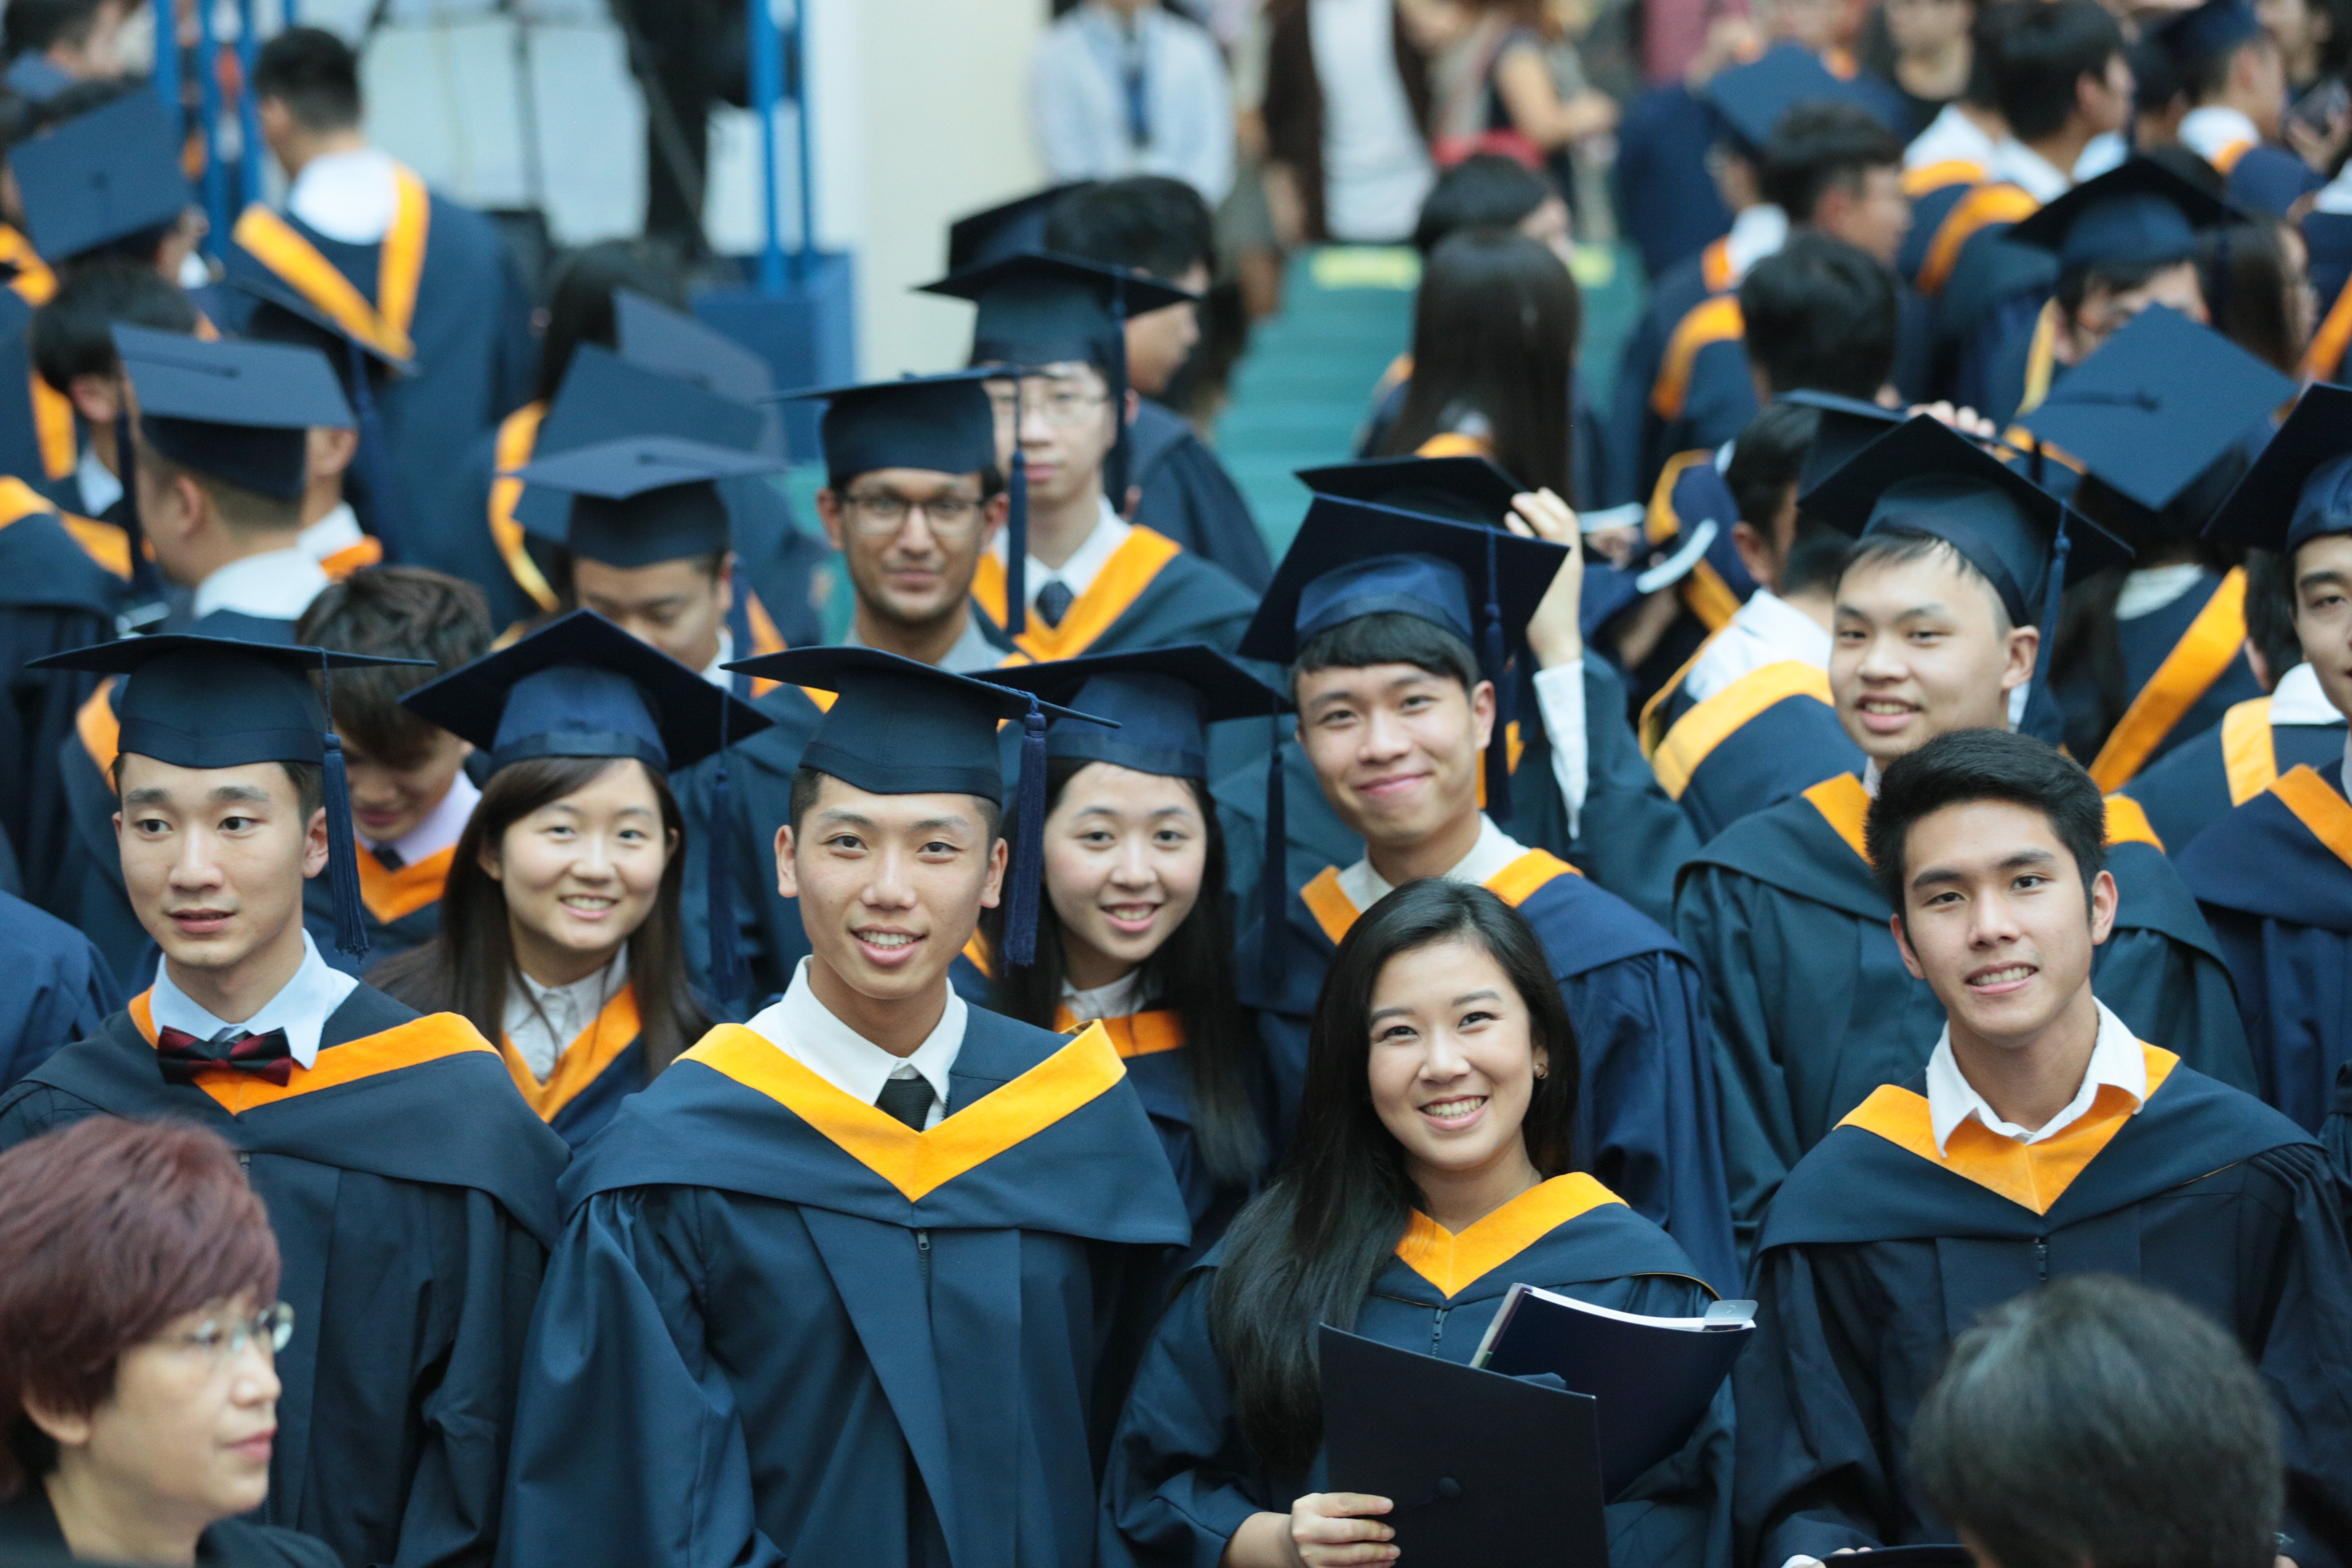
154;1025;295;1086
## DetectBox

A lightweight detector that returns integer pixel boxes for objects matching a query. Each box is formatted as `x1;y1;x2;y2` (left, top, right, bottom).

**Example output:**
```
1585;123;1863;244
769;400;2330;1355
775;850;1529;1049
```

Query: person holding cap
375;610;770;1148
0;632;568;1568
2178;384;2352;1132
920;249;1256;663
1676;414;2259;1256
500;647;1187;1568
1232;494;1737;1293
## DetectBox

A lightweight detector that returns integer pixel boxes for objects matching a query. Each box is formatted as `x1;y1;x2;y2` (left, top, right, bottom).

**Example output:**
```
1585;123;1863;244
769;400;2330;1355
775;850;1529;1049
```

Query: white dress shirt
1926;998;2149;1153
2179;105;2261;170
373;769;479;868
192;546;331;623
1309;0;1434;242
1683;589;1833;705
1336;813;1528;911
1007;497;1132;611
503;944;628;1083
2270;659;2350;727
1063;969;1147;1025
299;502;366;564
843;613;1006;675
151;931;359;1071
745;958;966;1129
74;445;122;517
1032;2;1236;204
287;146;401;245
1720;203;1789;285
699;624;737;691
1904;101;1998;172
1987;138;2072;203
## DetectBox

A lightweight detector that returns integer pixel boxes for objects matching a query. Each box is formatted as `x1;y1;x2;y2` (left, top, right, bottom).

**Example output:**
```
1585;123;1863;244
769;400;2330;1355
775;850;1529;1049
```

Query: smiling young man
1233;495;1737;1291
500;647;1188;1568
1735;726;2352;1568
1676;415;2257;1252
0;634;566;1568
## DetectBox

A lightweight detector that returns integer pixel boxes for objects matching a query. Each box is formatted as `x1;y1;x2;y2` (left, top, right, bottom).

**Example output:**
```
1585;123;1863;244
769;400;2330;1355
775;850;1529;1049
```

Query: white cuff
1532;661;1588;838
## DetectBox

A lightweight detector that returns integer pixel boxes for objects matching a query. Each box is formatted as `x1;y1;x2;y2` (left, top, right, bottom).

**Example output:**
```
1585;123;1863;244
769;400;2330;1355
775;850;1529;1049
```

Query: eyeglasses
987;383;1112;428
168;1303;293;1366
841;492;987;538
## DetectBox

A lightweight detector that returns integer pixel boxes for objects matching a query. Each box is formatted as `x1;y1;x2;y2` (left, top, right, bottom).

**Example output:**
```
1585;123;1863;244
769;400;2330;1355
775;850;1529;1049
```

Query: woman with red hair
0;1118;335;1567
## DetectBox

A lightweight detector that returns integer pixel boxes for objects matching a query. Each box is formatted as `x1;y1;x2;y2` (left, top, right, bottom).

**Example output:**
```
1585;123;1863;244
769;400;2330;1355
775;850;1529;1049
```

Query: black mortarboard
1243;495;1571;823
30;634;430;959
508;434;784;569
1704;45;1888;154
614;290;783;455
2156;0;2266;69
946;183;1094;275
516;345;768;539
2204;382;2352;554
2006;156;2237;274
2016;305;2292;521
2228;145;2325;220
1296;454;1526;527
115;325;352;501
1802;414;2129;741
14;91;191;262
1778;390;1907;494
1320;1327;1608;1568
779;371;1000;489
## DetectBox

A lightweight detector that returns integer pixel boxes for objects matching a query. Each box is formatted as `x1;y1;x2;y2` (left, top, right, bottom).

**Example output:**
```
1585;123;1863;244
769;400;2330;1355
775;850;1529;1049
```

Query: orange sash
487;401;558;611
230;165;430;362
1393;1174;1629;1297
500;982;642;1123
969;526;1183;663
2086;569;2247;792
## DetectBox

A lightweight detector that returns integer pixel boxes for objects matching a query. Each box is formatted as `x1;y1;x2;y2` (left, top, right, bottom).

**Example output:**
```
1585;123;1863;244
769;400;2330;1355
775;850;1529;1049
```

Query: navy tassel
316;654;370;959
113;410;166;627
1105;277;1131;508
347;342;403;560
1481;528;1515;824
704;688;743;1016
1007;385;1028;639
1003;695;1051;965
2021;522;2072;745
1257;705;1287;996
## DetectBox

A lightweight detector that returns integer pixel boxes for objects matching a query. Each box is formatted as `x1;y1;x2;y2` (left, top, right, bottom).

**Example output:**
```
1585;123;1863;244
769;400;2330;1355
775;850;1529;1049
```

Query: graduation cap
778;371;1000;490
2006;156;2238;275
2228;145;2325;220
2016;305;2292;528
945;183;1094;275
721;646;1117;966
918;250;1196;635
1778;390;1906;495
1296;454;1526;527
516;345;768;539
614;290;784;455
28;633;431;960
507;434;784;570
2155;0;2267;70
1242;495;1572;822
13;91;192;263
1704;45;1889;154
2203;382;2352;555
1801;414;2130;742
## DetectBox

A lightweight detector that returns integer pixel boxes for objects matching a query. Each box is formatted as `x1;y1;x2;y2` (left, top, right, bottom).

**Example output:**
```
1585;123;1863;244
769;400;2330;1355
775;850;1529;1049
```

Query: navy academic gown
2178;759;2352;1132
305;844;452;979
1612;84;1733;282
1127;399;1273;592
1100;1176;1735;1568
1675;771;2260;1251
0;285;52;490
1639;337;1755;517
1736;1053;2352;1568
973;522;1257;662
497;1007;1191;1568
1617;457;1761;708
494;980;658;1150
2057;567;2265;785
0;983;568;1568
1604;242;1730;509
2124;695;2345;854
0;494;120;913
677;682;826;1006
0;889;118;1089
1236;837;1738;1291
1646;665;1864;844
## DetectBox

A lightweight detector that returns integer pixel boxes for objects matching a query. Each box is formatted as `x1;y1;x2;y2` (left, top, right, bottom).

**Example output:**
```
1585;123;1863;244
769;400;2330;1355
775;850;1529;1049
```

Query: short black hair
1914;1275;2281;1568
1840;529;2018;635
1727;401;1851;596
29;262;198;394
1292;611;1483;699
2244;547;2304;684
1739;231;1897;399
1410;154;1556;256
1964;0;2021;109
785;766;1002;842
1994;0;2125;143
1865;728;2109;916
1758;102;1903;224
294;567;493;771
1043;176;1214;284
253;27;363;132
4;0;112;60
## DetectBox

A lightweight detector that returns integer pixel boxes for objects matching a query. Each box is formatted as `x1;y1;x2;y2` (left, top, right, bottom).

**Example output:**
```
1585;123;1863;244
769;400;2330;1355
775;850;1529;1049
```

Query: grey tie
875;1074;935;1130
1034;579;1076;628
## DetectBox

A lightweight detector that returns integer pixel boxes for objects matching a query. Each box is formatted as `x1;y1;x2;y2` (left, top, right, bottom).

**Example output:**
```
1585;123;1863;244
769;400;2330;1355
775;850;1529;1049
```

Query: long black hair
982;756;1263;1186
1207;880;1581;1476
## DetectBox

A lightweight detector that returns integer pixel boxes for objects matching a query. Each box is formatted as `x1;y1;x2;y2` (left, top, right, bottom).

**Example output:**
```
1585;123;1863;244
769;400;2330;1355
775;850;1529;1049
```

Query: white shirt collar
286;146;401;246
1903;102;1999;172
1003;497;1132;607
2073;130;2127;183
841;612;1004;674
1062;969;1146;1024
298;502;365;562
502;942;628;1082
192;546;331;623
75;445;121;517
2179;105;2261;168
699;624;736;690
1988;138;2072;203
150;931;361;1071
744;957;967;1128
2115;562;2206;621
1926;998;2148;1154
376;768;479;864
1337;814;1526;911
2270;660;2350;726
1722;203;1788;283
1684;592;1833;704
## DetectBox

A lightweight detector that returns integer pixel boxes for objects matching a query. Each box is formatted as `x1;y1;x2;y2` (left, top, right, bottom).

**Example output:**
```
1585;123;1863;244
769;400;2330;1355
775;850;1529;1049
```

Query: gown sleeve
499;1188;789;1568
2245;1143;2352;1565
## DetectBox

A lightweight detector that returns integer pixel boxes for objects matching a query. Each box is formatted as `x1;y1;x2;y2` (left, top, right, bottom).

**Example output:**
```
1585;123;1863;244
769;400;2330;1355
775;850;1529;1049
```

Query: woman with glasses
0;1116;336;1567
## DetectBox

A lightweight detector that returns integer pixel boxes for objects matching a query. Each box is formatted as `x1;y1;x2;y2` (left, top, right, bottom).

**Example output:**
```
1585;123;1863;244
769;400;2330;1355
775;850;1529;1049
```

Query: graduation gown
304;845;451;979
498;980;655;1149
0;983;568;1568
0;888;119;1090
1642;662;1864;843
1127;399;1274;592
677;682;826;1005
1100;1174;1735;1568
498;1008;1191;1568
1676;771;2260;1249
1611;83;1733;283
2064;566;2265;793
1639;334;1755;518
2178;759;2352;1132
1735;1049;2352;1568
1604;243;1730;509
971;523;1257;662
0;1485;340;1568
2123;693;2346;855
1238;842;1738;1291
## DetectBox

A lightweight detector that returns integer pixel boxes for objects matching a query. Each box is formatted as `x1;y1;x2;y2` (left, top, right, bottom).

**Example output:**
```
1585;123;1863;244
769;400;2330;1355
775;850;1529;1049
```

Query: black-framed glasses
841;492;987;538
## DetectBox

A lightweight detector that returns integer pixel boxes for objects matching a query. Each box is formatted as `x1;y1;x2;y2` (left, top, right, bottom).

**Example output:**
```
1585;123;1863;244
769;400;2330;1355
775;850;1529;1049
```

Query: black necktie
876;1074;934;1130
1034;579;1076;628
371;844;404;872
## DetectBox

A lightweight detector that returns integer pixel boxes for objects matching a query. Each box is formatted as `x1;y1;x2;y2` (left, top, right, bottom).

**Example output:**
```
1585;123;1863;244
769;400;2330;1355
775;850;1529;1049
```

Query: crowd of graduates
3;2;2352;1567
